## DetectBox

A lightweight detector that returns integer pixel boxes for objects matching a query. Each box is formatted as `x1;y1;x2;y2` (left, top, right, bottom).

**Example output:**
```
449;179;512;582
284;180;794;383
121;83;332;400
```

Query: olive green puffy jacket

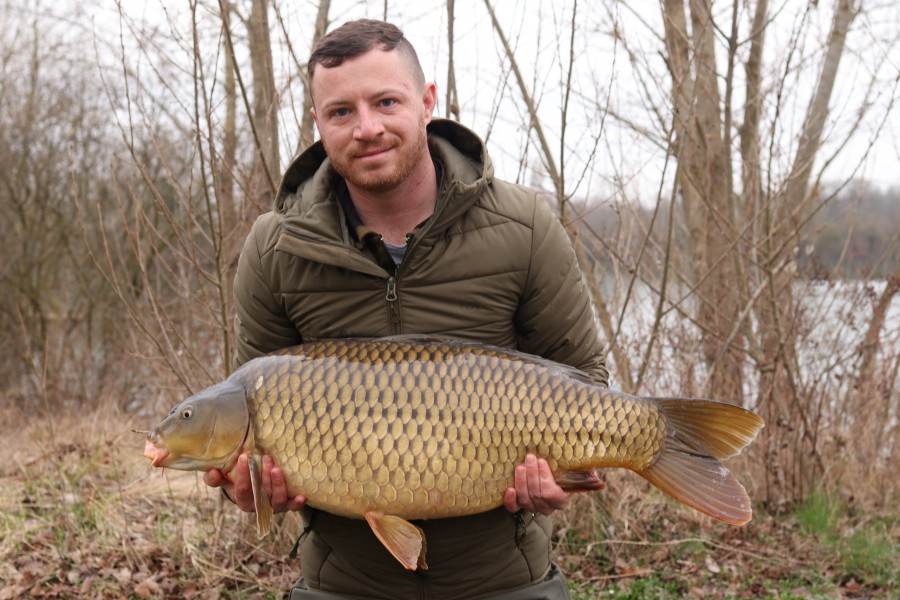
232;118;608;598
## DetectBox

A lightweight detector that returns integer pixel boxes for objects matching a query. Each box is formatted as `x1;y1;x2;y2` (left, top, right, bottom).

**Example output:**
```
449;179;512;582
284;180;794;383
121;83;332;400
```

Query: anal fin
365;511;428;571
556;468;606;493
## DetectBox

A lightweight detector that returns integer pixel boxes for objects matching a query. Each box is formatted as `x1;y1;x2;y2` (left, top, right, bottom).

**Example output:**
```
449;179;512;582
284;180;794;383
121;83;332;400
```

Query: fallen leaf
79;576;96;595
113;568;132;585
0;586;27;600
134;577;160;599
677;559;699;575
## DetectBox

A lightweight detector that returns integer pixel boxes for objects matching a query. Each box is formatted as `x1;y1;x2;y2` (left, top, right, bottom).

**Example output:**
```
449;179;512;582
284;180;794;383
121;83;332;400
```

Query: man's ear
422;82;437;123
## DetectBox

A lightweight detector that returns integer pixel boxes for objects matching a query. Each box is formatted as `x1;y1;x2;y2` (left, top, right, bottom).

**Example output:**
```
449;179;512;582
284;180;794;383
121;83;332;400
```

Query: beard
326;124;428;194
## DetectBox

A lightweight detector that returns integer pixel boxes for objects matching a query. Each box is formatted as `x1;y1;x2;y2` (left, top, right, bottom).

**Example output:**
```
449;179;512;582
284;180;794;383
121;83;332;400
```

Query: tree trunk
298;0;331;153
445;0;460;120
755;0;859;509
247;0;279;216
220;0;238;236
662;0;744;401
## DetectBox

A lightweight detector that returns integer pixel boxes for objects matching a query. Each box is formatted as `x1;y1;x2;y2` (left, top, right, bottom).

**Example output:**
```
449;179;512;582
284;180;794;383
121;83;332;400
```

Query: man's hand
204;453;306;514
503;453;569;515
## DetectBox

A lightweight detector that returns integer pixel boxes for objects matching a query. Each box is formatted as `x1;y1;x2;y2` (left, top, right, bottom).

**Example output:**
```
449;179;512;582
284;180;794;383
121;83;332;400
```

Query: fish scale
144;335;764;570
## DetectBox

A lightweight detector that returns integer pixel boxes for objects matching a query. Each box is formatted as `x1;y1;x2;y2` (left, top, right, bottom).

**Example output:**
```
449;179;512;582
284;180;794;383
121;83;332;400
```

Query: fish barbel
143;336;764;570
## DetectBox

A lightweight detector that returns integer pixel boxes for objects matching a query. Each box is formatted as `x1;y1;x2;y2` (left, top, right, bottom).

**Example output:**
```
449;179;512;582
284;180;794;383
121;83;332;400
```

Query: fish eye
181;408;193;419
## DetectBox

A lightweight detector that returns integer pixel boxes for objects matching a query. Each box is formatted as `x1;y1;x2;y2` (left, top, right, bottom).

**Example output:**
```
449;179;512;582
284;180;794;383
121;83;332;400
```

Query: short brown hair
307;19;424;85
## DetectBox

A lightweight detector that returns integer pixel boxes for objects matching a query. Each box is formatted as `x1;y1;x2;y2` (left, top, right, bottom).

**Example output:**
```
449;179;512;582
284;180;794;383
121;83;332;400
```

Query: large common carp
143;336;763;570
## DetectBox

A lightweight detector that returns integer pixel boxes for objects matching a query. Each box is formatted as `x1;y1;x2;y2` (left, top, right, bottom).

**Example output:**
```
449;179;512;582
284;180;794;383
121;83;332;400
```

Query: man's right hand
204;453;306;514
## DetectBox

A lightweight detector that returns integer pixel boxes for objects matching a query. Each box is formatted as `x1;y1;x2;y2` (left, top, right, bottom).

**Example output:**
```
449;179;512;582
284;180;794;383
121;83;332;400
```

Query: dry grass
1;401;896;599
0;402;302;599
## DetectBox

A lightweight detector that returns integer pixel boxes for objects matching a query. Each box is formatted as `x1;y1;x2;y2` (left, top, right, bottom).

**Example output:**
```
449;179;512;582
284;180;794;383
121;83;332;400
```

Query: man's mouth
355;146;392;160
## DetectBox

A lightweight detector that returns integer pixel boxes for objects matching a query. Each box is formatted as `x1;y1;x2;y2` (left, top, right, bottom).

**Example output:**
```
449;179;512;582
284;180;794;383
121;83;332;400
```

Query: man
204;19;608;599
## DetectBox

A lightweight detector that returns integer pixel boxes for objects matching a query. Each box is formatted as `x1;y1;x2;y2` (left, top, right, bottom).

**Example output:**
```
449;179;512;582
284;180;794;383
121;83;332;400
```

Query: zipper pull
386;277;398;302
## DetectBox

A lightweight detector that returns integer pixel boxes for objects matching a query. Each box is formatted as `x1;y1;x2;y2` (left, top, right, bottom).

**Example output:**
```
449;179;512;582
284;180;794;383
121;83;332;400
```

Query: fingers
252;454;306;514
269;462;289;513
525;454;544;511
285;493;307;512
231;454;255;512
268;463;307;513
507;454;568;516
204;467;238;506
503;485;521;513
207;453;305;515
537;457;568;513
262;454;274;499
204;468;225;488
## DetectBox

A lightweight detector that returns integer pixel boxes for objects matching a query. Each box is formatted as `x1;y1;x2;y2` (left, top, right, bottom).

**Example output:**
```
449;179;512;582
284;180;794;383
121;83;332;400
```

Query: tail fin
639;399;764;525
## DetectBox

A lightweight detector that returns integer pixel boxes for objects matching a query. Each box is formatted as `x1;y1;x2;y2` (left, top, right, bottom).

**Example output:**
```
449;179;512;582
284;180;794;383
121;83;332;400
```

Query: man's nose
354;106;384;140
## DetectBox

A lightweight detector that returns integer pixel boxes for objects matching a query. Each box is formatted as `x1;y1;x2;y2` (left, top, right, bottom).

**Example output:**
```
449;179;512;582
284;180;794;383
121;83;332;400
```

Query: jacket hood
275;119;494;244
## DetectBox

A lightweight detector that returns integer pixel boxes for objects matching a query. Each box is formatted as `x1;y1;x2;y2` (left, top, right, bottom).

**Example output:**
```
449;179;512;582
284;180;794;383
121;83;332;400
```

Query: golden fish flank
143;336;764;571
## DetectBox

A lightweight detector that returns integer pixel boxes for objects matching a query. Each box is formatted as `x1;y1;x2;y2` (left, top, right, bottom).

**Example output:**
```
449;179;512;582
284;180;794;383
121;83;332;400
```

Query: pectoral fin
556;468;606;493
248;454;273;538
364;511;428;571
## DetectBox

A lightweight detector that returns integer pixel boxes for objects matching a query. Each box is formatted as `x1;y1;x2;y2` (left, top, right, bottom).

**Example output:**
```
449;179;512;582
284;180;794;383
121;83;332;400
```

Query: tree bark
247;0;279;215
220;0;238;233
298;0;330;153
445;0;460;120
662;0;744;401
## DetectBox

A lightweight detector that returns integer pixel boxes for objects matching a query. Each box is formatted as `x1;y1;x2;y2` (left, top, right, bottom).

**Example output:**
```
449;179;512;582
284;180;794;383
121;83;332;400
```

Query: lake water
600;278;899;402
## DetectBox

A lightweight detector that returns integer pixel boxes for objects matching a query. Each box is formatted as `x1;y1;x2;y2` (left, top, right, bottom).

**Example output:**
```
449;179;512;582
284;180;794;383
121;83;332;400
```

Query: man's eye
332;108;349;118
379;99;396;108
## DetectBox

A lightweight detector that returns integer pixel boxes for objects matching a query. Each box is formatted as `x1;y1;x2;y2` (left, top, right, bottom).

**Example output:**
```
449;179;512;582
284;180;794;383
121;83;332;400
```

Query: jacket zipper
384;231;419;334
383;226;433;334
386;275;400;333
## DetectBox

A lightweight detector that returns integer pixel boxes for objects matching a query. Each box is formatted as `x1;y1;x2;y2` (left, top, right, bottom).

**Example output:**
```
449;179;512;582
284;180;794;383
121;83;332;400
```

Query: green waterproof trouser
286;508;569;600
288;563;570;600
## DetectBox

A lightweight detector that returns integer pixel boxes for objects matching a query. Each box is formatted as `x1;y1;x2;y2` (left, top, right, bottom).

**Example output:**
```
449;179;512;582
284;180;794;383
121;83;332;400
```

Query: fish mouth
143;438;170;468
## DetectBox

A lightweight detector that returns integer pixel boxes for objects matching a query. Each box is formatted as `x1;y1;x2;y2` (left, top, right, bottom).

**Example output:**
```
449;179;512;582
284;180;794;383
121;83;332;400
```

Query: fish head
143;380;250;472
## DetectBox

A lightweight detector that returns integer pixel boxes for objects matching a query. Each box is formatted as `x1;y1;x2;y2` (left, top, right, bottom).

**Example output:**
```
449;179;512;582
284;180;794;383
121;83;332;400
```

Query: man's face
310;49;437;194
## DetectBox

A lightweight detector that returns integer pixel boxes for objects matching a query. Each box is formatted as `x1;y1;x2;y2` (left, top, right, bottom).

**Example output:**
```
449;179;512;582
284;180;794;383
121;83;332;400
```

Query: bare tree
300;0;331;151
661;0;745;403
445;0;460;120
752;0;860;506
0;1;125;407
247;0;279;210
480;0;896;508
218;0;238;235
219;0;279;223
654;0;889;507
69;0;335;399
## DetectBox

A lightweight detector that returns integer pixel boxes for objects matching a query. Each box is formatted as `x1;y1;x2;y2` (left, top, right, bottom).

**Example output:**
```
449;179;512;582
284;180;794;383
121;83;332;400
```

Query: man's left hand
503;453;568;515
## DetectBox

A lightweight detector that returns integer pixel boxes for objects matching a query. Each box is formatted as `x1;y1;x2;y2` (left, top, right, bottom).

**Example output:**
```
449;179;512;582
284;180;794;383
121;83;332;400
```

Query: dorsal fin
379;335;606;386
